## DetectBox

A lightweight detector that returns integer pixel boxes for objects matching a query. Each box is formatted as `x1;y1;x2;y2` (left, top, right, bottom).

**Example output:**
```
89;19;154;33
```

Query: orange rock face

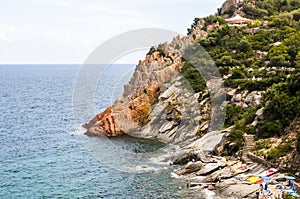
85;18;219;138
85;83;161;136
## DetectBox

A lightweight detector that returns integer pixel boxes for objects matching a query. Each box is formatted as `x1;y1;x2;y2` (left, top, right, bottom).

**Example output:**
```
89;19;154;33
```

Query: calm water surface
0;64;193;198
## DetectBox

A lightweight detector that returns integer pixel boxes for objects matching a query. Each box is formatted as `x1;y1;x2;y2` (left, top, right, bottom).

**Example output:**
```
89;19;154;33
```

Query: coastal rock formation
85;82;161;136
219;0;256;18
175;161;203;175
220;0;245;16
85;18;220;144
84;0;300;197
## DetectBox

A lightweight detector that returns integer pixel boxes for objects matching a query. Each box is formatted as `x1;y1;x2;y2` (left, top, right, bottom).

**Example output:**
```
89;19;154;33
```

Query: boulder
196;163;220;176
255;108;264;120
172;150;201;165
234;94;242;102
222;184;260;198
201;167;236;183
175;161;203;175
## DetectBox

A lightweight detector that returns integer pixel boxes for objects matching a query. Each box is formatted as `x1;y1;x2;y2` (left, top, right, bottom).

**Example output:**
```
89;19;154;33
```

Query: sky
0;0;225;64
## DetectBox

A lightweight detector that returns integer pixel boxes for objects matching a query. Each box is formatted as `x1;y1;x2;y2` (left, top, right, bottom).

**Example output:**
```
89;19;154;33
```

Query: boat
259;168;278;177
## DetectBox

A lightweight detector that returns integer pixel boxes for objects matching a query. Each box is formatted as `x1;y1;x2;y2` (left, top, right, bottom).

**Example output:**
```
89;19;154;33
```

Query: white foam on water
170;172;184;179
72;125;86;135
190;176;206;181
149;154;171;166
123;165;162;173
201;189;216;199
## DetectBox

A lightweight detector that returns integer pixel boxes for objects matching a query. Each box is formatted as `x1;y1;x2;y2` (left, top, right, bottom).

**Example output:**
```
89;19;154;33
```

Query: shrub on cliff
258;121;283;138
225;105;243;126
267;147;287;161
243;5;269;19
253;0;300;16
227;123;245;154
180;62;206;93
258;75;300;138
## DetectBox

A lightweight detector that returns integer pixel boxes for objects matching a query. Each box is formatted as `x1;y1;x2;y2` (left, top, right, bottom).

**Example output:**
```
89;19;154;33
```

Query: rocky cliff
84;17;265;155
85;0;300;177
84;19;221;146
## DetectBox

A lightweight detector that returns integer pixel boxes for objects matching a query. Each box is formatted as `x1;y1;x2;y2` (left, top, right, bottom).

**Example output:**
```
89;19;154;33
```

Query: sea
0;64;213;198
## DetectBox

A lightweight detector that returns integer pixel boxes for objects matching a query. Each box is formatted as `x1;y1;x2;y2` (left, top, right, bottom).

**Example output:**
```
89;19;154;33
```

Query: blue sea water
0;64;188;198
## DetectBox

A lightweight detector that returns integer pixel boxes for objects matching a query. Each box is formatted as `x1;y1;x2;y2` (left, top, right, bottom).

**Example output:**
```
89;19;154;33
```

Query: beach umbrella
261;176;272;191
285;176;296;180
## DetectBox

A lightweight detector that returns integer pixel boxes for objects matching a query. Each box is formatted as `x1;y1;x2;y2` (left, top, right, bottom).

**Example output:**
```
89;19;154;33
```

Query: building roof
225;14;253;24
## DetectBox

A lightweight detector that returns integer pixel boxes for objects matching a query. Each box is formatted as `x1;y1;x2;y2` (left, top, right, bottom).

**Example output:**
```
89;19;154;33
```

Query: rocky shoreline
172;156;263;198
84;0;300;197
83;11;265;199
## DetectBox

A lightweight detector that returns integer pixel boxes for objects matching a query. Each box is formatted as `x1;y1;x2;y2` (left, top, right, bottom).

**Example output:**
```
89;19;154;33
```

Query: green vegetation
189;1;300;158
147;46;166;57
267;147;287;161
267;141;293;161
227;125;245;155
255;139;274;150
199;21;300;70
242;0;300;19
180;62;206;93
157;48;166;57
259;74;300;138
225;105;243;126
281;194;299;199
187;15;226;35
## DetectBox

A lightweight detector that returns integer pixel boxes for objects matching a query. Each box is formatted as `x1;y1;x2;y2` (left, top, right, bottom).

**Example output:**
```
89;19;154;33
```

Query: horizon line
0;63;137;65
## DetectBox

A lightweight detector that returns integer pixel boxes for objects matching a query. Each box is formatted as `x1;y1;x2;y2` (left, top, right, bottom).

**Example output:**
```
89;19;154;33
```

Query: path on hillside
243;134;256;163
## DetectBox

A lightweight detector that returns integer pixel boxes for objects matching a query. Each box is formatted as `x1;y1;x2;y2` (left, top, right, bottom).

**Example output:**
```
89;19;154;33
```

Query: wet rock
172;150;201;165
175;161;203;175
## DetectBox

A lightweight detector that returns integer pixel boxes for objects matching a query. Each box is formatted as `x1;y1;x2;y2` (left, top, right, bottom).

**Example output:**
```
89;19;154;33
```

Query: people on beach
217;174;222;185
186;180;190;189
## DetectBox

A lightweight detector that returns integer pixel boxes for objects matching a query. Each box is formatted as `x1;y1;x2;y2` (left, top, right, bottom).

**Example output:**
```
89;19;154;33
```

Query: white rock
159;121;175;133
256;108;264;120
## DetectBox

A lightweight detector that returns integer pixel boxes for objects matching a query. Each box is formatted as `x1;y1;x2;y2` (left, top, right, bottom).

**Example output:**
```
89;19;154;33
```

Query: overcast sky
0;0;224;64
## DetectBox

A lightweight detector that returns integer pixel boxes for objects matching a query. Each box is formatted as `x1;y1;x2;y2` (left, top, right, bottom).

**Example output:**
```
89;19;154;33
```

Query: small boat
234;165;249;174
259;168;278;177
